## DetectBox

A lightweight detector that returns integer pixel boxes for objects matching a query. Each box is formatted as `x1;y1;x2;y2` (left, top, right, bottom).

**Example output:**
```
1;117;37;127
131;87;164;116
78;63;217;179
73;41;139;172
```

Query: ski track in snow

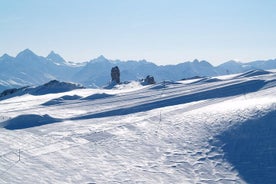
0;72;276;183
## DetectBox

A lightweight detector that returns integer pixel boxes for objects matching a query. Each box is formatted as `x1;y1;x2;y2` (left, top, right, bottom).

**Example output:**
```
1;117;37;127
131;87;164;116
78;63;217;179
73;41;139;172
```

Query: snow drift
1;114;61;130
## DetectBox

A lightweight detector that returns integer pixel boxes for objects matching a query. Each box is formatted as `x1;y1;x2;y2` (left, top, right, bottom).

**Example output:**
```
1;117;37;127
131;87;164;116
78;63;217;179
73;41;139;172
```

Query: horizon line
1;48;276;67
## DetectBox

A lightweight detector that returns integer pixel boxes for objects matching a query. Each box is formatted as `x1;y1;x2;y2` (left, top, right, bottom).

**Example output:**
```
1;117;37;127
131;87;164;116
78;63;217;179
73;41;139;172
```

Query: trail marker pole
18;149;21;161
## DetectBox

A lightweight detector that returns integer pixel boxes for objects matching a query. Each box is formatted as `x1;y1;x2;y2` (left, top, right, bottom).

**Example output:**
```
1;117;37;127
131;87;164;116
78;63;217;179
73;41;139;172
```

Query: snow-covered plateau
0;70;275;184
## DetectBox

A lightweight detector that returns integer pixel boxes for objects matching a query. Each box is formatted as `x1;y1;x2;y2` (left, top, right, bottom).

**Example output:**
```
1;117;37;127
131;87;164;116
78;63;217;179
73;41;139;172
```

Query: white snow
0;71;275;183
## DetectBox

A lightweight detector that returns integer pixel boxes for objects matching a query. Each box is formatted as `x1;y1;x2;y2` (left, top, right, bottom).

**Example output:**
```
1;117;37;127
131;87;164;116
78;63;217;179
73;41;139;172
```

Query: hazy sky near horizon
1;0;276;65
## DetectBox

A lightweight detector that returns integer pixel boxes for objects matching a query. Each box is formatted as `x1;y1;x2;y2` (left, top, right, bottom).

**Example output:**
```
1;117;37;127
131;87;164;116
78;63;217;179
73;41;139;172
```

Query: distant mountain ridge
0;80;84;100
1;49;276;91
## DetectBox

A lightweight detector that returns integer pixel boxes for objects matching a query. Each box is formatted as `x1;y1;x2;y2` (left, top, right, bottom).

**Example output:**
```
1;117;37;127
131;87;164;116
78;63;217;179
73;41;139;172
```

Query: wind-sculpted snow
190;77;222;84
82;93;114;100
1;114;61;130
235;69;272;78
148;81;182;90
215;110;276;184
42;95;82;106
72;79;267;120
0;71;275;183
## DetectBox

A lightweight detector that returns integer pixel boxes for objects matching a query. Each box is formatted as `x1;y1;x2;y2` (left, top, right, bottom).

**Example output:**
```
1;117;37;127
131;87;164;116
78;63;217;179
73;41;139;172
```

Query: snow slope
0;71;275;183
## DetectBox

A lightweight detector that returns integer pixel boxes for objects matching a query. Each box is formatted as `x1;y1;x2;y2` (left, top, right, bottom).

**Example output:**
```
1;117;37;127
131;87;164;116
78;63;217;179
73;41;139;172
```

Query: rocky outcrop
111;66;120;84
0;87;28;98
144;75;156;85
0;80;84;100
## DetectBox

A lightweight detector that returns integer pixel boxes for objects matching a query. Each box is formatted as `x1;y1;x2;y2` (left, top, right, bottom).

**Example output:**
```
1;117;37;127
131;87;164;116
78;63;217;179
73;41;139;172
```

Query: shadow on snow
214;110;276;184
72;79;267;120
1;114;61;130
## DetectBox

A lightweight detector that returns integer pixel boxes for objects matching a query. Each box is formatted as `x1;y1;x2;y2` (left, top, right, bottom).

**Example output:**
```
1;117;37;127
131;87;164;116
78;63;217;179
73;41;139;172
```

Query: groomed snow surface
0;70;276;183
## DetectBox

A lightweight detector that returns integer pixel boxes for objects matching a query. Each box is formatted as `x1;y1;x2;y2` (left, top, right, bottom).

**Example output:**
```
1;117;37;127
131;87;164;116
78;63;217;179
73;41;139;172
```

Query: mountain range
1;49;276;91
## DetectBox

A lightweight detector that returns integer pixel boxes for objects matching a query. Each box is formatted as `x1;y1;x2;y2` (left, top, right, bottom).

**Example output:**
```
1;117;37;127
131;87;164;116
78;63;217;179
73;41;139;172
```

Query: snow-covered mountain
0;70;275;183
0;49;81;91
46;51;67;66
216;59;276;74
1;49;276;91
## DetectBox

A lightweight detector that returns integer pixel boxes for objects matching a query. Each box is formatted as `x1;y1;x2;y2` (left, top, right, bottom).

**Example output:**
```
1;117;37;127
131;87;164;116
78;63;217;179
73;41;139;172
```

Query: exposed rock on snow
34;80;84;95
142;75;156;85
111;66;120;84
0;80;84;100
0;86;29;98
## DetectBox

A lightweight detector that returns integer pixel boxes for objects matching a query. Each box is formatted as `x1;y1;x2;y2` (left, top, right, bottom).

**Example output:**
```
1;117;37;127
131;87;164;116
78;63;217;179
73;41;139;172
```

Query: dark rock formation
144;75;156;85
0;80;84;100
35;80;84;95
111;66;120;84
0;87;28;98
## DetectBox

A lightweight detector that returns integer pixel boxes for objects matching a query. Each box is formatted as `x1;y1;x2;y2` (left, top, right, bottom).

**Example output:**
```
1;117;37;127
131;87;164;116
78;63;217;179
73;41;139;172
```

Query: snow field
0;71;275;183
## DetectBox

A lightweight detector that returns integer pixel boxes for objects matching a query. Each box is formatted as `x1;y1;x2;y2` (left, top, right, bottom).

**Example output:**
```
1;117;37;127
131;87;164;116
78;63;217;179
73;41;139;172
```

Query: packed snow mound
235;69;272;78
42;95;82;106
1;114;61;130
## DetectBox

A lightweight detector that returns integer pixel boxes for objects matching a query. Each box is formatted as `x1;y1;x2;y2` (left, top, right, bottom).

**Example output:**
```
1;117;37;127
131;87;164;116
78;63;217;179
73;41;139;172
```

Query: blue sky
1;0;276;65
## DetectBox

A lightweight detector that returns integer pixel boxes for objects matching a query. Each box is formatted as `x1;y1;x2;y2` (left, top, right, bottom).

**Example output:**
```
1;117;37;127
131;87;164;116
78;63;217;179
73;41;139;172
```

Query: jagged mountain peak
199;60;213;67
97;55;107;60
94;55;108;62
17;48;35;55
89;55;110;64
16;49;38;59
218;60;243;68
224;60;241;64
49;50;56;55
192;59;200;63
0;53;14;61
47;51;66;64
184;59;213;67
